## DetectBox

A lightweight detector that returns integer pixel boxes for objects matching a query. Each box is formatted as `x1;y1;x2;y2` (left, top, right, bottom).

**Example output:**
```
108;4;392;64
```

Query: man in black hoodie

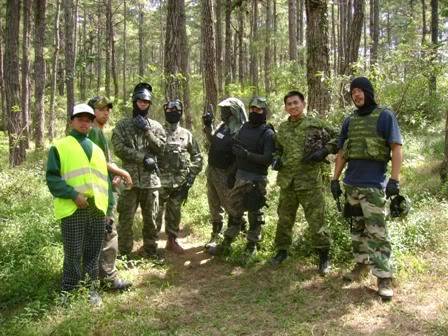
331;77;403;300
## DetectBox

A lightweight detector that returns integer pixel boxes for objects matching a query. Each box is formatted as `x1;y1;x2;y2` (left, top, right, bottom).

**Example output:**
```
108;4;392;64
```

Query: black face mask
165;111;182;124
248;112;266;126
221;107;232;123
132;101;149;117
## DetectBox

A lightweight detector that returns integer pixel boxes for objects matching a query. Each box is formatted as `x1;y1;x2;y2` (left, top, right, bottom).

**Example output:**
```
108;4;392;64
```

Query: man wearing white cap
46;103;112;305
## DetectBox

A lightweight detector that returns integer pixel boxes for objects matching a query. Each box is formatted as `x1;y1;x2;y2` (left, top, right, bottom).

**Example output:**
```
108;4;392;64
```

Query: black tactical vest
235;123;272;176
208;124;235;169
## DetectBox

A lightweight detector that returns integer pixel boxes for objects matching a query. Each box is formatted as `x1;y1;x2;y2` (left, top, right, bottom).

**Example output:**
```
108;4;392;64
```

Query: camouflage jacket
111;116;166;189
158;123;203;189
275;115;337;190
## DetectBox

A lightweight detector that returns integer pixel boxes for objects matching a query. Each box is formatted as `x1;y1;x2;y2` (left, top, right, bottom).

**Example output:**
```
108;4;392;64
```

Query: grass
0;128;447;335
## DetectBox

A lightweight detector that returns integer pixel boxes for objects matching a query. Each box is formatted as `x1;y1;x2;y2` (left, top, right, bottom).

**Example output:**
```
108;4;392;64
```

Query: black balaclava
350;76;377;116
165;111;182;124
133;101;150;117
220;106;232;123
248;110;267;126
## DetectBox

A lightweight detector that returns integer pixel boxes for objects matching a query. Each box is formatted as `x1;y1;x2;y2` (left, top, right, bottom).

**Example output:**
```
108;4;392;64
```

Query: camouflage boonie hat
249;96;267;109
88;96;113;110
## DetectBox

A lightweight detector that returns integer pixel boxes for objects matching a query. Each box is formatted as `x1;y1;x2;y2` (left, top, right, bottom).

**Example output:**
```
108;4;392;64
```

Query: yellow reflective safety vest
53;135;109;219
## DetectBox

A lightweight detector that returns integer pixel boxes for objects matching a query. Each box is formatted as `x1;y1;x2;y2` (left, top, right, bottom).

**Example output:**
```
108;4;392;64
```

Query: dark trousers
60;207;105;291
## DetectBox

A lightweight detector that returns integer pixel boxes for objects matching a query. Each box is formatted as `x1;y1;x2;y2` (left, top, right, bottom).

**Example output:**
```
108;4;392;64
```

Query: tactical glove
302;147;329;163
105;218;114;234
271;157;283;171
143;155;157;172
385;178;400;199
134;115;150;131
173;174;195;203
232;144;248;159
202;113;213;127
330;179;343;200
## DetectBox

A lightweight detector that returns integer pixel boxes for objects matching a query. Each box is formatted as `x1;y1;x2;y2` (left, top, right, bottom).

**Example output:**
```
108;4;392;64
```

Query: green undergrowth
0;126;447;335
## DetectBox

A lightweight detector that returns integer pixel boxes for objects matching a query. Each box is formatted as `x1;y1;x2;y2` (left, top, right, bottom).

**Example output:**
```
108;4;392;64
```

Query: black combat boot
270;249;287;267
317;249;331;276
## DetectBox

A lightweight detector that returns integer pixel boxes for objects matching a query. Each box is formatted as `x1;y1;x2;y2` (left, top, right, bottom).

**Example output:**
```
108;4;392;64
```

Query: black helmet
132;82;153;102
390;195;410;218
164;99;183;114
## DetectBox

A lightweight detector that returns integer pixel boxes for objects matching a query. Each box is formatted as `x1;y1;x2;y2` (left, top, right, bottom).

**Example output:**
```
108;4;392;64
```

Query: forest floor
15;231;446;336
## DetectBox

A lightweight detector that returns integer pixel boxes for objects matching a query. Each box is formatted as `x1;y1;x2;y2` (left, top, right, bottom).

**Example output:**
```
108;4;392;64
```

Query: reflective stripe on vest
343;107;391;162
53;135;109;219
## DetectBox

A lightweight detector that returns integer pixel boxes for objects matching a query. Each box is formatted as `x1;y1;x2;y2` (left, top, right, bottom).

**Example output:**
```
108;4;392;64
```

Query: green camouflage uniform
111;116;166;255
274;116;337;251
156;122;203;236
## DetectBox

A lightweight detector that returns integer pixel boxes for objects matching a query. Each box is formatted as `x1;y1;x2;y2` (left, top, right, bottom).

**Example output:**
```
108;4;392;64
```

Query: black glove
202;113;213;127
143;155;157;172
134;115;150;131
271;157;283;171
330;179;342;200
302;147;329;163
105;218;114;234
385;178;400;199
227;174;236;189
173;174;195;203
232;144;248;159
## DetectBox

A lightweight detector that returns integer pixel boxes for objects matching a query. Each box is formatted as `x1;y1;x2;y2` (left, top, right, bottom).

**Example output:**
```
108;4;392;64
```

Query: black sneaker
270;249;287;267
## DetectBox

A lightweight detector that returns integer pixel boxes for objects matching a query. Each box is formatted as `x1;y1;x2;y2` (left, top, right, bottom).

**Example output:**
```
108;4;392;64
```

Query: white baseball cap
71;103;95;119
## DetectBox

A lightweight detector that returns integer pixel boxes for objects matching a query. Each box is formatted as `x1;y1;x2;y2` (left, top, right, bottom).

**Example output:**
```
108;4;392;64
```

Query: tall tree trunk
331;2;337;73
249;0;259;94
105;0;112;97
338;1;345;74
79;2;87;101
273;0;277;67
201;0;218;108
57;24;65;96
49;0;61;142
265;0;273;93
34;0;46;149
215;0;223;95
369;0;379;65
96;3;102;93
110;0;118;98
224;0;232;94
297;0;305;65
238;4;245;85
429;0;438;93
288;0;298;61
122;0;127;102
344;0;364;74
5;0;26;166
421;0;427;45
305;0;330;115
0;19;6;131
64;0;76;126
138;4;144;77
21;0;31;149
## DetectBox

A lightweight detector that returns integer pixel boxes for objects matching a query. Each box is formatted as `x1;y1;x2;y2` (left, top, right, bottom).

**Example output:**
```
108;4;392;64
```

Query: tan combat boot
166;235;185;254
377;278;394;300
343;263;370;282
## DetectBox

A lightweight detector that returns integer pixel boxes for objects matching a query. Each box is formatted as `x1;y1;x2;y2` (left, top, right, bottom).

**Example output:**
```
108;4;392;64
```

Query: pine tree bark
138;4;144;77
249;0;259;93
305;0;330;115
238;4;245;84
201;0;218;108
224;0;232;94
0;22;5;131
49;0;61;141
64;0;76;125
429;0;438;93
5;0;26;166
421;0;427;44
265;0;273;93
344;0;364;74
21;0;31;149
34;0;46;149
215;0;223;95
122;0;127;103
288;0;298;61
369;0;379;65
96;3;102;93
273;0;277;67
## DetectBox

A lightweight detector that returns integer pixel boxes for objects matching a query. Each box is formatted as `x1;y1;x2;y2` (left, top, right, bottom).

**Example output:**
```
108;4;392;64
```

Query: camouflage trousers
206;166;234;234
225;178;267;243
99;216;118;281
156;187;183;237
274;182;330;251
345;184;393;278
117;187;159;255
